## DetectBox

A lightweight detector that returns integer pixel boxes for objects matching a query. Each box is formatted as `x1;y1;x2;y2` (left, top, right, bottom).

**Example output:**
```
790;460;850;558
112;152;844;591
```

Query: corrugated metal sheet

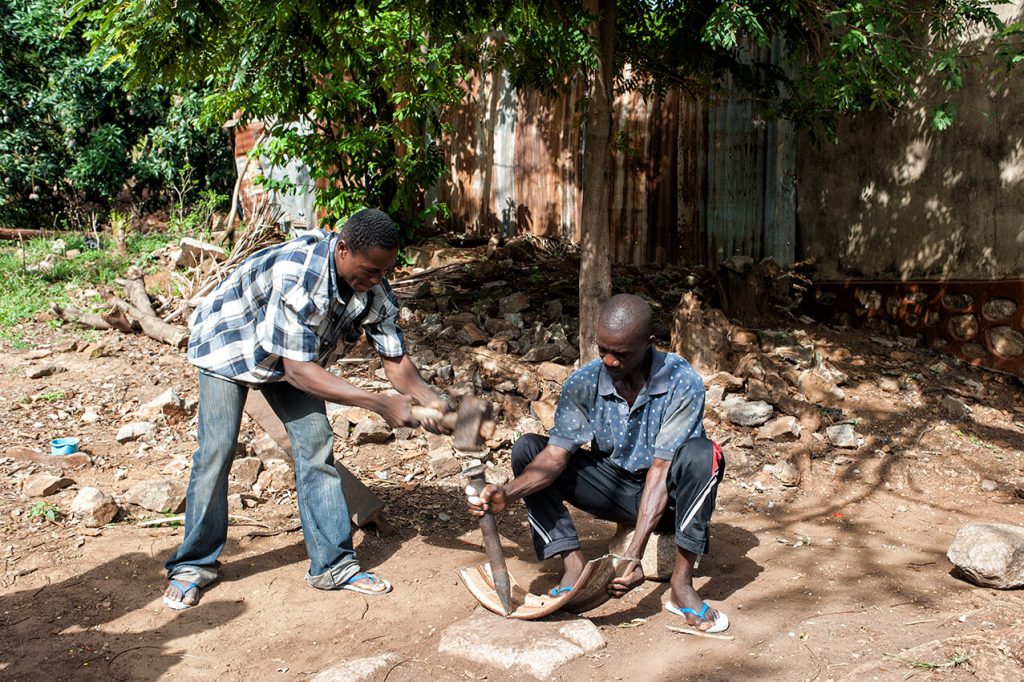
706;37;795;267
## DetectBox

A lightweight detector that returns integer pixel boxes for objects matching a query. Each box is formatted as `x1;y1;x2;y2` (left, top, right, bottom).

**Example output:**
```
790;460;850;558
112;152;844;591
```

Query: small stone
125;480;186;513
703;372;744;390
70;487;119;527
227;493;245;513
136;389;188;422
25;348;53;360
531;397;558;431
429;447;462;479
498;292;530;316
351;416;392;445
116;421;156;443
825;423;859;449
940;396;971;421
947;522;1024;589
721;397;773;427
878;377;901;393
174;237;226;268
980;479;999;492
799;371;845;407
756;416;801;442
310;654;398;682
232;457;263;489
764;459;801;486
27;363;62;379
521;343;561;363
457;322;489;346
250;432;288;461
255;459;295;493
22;474;74;497
536;362;571;384
81;408;100;423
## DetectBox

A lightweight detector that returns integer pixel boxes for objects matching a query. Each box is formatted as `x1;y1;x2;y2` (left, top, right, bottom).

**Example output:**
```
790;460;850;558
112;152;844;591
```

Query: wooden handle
409;406;457;432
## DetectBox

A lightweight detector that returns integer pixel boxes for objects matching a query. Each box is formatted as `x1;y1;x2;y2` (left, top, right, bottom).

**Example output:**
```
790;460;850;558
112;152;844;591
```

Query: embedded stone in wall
856;288;882;311
949;314;978;341
963;343;988;359
942;293;973;312
982;298;1017;321
924;310;940;326
989;327;1024;357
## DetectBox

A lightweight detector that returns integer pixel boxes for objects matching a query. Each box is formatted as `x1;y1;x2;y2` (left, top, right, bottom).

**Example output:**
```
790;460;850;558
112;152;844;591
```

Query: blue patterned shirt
547;350;706;472
187;230;406;384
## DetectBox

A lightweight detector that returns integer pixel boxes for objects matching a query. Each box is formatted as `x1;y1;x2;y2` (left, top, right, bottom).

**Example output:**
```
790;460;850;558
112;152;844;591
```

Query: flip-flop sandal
341;571;393;596
549;586;573;597
665;600;730;633
163;580;200;611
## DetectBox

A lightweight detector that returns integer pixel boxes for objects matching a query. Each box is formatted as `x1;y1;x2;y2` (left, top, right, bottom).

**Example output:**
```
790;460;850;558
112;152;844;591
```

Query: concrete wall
796;4;1024;280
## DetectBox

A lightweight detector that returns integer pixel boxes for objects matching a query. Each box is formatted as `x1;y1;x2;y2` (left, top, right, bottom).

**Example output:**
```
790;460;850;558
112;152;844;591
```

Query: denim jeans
165;371;360;589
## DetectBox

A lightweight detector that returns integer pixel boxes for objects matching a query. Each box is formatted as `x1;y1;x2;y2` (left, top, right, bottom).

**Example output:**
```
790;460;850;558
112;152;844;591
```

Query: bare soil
2;288;1024;681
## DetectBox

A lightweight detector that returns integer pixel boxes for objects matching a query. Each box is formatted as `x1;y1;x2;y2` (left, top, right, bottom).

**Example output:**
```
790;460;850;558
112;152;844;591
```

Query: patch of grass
886;650;974;672
37;390;65;402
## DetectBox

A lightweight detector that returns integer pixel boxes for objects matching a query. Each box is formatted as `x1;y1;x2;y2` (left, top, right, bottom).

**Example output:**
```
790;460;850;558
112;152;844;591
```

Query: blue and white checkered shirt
547;350;706;472
187;230;406;385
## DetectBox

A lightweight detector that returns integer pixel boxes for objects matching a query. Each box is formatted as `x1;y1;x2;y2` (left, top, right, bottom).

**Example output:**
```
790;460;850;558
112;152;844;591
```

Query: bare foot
555;549;587;591
163;579;200;609
669;549;718;630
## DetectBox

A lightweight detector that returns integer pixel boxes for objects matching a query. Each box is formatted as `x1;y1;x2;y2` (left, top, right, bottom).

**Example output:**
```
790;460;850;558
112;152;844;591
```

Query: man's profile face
335;240;397;293
596;325;651;380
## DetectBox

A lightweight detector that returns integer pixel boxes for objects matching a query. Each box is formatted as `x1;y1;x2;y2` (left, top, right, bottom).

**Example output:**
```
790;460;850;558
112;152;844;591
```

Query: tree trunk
578;0;615;363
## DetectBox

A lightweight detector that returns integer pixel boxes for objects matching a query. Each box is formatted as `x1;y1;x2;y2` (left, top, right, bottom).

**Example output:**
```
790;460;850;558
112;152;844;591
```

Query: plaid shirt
187;230;406;385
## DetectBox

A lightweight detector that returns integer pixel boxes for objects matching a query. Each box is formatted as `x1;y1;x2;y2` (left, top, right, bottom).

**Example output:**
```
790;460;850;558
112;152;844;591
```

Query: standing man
467;294;728;632
164;208;446;610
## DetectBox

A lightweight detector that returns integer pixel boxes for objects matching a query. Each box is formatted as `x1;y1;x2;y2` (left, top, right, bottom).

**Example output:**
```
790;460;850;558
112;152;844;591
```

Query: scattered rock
498;292;530;316
136;389;188;422
458;322;489;346
825;423;859;449
116;421;156;443
704;371;744;391
798;370;845;407
351;415;392;445
81;408;101;423
438;608;605;679
521;343;561;363
756;416;801;442
980;479;999;493
27;363;62;379
536;362;571;384
608;525;676;580
720;397;773;427
940;395;971;421
250;432;289;461
70;487;119;527
531;396;558;431
429;447;463;479
947;523;1024;589
878;376;901;393
764;459;801;486
311;654;398;682
255;458;295;493
21;474;74;497
231;457;263;489
125;480;186;513
25;348;53;360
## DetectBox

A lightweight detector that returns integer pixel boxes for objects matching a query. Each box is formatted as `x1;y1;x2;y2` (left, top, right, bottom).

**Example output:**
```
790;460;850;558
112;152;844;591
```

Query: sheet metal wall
440;71;708;266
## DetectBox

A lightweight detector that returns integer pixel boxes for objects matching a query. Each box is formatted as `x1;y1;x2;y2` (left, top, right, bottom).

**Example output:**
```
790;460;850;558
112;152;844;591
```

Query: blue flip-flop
163;580;200;611
549;585;573;597
341;571;393;596
665;600;730;633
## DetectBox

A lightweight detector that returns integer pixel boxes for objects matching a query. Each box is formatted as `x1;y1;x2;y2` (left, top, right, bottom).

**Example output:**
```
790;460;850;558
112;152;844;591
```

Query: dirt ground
3;264;1024;681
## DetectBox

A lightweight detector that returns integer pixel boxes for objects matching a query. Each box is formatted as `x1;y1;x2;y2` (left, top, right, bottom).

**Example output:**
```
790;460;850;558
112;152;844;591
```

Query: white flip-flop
665;600;730;633
340;571;393;595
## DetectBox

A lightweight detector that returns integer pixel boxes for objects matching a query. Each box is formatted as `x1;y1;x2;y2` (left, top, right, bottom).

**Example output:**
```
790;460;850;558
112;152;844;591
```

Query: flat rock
536;362;571;384
521;343;561;363
940;395;971;420
703;371;744;390
825;423;859;449
720;397;773;427
174;237;226;268
429;447;462;479
136;389;188;422
231;457;263;489
311;654;398;682
878;376;901;393
756;415;801;442
438;608;605;679
27;363;63;379
351;416;392;445
498;292;530;316
125;480;186;513
799;370;845;407
948;523;1024;589
458;322;489;346
116;421;156;443
608;525;676;580
22;474;74;497
70;487;119;527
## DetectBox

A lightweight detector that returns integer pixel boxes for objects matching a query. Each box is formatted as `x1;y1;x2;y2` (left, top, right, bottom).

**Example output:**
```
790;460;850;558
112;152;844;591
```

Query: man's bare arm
468;443;572;515
607;458;671;597
282;357;415;427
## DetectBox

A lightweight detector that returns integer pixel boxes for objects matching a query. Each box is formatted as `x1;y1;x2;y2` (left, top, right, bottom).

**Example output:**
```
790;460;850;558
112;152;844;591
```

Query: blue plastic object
50;437;80;456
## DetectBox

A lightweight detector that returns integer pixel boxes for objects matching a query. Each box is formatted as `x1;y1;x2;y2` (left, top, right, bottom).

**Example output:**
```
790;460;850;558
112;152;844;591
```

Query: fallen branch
50;303;112;331
136;514;268;528
108;296;188;348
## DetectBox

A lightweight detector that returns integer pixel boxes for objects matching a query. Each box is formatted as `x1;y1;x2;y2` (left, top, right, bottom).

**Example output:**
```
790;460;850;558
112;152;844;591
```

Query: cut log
0;227;49;241
107;296;188;348
50;304;112;331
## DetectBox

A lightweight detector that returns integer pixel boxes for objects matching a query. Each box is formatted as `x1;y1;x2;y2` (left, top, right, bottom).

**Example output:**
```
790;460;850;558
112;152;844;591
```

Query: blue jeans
165;371;360;589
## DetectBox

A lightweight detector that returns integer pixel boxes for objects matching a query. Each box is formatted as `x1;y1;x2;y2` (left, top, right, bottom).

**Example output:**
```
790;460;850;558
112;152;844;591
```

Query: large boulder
608;525;676;580
947;523;1024;589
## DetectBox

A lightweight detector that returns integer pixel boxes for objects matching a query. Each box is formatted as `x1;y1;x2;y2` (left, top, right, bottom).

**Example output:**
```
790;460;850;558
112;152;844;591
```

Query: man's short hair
599;294;653;338
340;209;400;254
